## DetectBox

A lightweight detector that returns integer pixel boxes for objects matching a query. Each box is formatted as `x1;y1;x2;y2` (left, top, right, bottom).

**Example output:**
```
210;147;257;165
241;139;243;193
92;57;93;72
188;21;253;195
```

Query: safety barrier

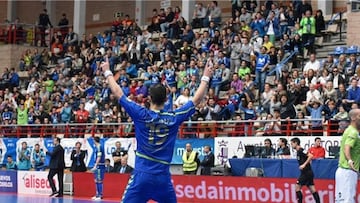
0;119;347;138
0;23;71;47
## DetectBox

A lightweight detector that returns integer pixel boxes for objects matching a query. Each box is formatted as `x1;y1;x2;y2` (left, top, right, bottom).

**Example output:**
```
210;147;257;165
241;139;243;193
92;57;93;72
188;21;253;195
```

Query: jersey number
147;123;169;146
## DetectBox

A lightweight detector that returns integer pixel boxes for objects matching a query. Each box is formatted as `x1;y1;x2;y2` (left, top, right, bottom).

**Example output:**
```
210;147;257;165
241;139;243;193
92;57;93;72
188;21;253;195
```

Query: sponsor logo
22;174;55;189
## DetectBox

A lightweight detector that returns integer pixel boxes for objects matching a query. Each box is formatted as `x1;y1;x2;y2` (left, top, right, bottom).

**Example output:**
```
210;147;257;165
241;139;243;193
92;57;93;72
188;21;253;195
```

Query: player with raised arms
101;57;213;202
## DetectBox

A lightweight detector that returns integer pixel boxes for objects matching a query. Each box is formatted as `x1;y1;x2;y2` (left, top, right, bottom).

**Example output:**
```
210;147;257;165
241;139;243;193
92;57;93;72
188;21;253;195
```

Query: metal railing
0;23;71;47
0;119;347;138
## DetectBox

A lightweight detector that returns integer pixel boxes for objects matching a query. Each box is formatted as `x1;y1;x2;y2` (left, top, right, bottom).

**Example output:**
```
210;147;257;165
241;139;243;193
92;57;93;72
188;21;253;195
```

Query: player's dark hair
279;138;288;145
55;137;61;143
314;137;321;142
264;138;272;146
290;137;300;145
149;84;167;106
94;136;100;143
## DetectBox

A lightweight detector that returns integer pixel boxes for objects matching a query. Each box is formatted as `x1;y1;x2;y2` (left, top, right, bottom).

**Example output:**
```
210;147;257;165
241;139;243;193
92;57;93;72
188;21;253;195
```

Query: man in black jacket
46;137;65;197
70;142;87;172
38;9;53;47
200;146;215;175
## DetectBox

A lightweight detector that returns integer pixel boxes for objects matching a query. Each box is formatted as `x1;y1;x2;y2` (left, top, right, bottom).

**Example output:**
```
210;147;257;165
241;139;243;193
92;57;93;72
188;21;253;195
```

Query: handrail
0;119;348;138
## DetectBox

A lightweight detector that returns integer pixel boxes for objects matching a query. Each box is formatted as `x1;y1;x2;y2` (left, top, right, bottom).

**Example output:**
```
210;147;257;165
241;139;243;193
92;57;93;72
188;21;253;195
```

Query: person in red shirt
308;137;326;159
73;103;89;137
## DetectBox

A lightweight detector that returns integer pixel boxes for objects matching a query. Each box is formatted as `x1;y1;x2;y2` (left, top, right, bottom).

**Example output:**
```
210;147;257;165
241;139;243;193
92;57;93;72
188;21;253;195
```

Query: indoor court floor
0;193;119;203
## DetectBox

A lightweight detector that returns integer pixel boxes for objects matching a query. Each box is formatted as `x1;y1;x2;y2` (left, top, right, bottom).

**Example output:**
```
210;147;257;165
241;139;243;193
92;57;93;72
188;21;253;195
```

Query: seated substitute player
290;137;320;203
91;136;105;200
101;56;213;202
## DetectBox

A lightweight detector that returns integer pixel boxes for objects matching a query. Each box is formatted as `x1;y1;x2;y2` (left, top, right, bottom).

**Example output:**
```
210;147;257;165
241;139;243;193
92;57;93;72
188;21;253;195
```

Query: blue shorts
93;166;105;182
121;170;177;203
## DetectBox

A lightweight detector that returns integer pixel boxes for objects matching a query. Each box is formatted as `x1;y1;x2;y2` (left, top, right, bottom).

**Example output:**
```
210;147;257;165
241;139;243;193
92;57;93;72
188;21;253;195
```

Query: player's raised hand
204;59;214;78
100;57;110;72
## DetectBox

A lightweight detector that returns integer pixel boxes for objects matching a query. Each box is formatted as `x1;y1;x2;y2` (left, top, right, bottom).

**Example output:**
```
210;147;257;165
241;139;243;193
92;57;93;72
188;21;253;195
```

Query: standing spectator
308;137;326;159
58;13;69;37
200;145;214;175
300;10;316;53
335;109;360;203
314;10;325;36
32;143;46;171
112;141;128;171
38;9;53;47
65;27;78;47
306;100;324;137
204;1;222;27
192;3;207;28
46;137;65;197
182;143;199;175
230;35;241;74
70;142;87;172
254;46;270;93
17;142;31;171
6;155;17;170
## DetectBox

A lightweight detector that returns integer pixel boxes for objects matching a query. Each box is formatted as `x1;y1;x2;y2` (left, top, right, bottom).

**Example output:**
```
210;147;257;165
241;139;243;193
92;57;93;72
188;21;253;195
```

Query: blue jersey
211;68;223;86
255;53;270;70
118;95;195;174
94;143;105;166
164;69;176;86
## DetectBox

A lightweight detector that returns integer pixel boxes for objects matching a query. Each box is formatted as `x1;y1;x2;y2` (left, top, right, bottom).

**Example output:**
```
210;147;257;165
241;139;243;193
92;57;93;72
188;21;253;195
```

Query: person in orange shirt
308;137;326;159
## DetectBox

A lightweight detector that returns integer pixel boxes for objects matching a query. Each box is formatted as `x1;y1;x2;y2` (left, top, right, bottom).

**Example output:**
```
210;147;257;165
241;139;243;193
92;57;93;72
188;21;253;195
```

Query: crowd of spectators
0;0;356;138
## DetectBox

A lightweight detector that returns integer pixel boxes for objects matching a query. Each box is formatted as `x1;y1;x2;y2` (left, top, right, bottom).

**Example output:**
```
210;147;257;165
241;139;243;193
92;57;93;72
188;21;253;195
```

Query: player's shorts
121;170;177;203
335;167;358;203
297;170;314;186
93;165;105;182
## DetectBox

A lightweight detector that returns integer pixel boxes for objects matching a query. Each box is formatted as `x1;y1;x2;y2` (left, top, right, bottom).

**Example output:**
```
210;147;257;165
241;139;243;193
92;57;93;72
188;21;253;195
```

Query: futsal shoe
49;191;58;197
91;196;103;201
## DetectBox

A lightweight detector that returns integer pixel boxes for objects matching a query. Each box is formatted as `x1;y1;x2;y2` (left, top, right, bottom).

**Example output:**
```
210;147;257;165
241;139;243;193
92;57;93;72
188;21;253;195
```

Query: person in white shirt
305;84;322;104
175;88;192;107
303;53;320;74
84;96;98;119
27;77;39;94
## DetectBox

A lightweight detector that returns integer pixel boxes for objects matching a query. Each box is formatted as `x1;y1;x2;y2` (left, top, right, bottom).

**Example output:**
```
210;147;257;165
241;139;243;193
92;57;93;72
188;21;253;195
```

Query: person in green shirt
177;64;187;89
43;75;55;93
238;60;251;80
335;109;360;203
300;10;316;53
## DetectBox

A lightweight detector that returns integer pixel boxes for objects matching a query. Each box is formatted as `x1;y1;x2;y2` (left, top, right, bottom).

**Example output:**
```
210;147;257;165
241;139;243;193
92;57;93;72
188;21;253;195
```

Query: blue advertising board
171;139;214;164
0;170;17;193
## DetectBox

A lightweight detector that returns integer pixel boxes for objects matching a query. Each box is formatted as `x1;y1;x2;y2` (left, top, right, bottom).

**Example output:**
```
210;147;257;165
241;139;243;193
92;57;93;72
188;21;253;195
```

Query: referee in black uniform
290;137;321;203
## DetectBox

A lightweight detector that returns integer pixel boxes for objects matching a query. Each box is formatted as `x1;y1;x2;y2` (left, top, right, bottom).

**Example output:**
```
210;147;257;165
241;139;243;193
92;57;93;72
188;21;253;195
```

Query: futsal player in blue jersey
91;136;106;200
101;57;213;203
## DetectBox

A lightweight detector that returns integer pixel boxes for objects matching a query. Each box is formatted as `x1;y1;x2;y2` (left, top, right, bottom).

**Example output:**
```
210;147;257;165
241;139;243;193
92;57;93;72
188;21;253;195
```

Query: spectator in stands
112;141;128;171
300;10;316;53
60;101;72;123
18;141;31;170
343;78;360;106
308;137;326;159
254;46;270;94
65;27;78;47
306;100;324;137
315;10;325;36
276;138;291;158
32;143;46;171
58;13;69;37
204;1;222;27
117;156;133;174
260;138;276;158
251;13;266;37
191;3;207;29
38;9;53;47
148;9;161;33
265;11;280;44
105;158;114;173
70;141;87;172
6;155;17;170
